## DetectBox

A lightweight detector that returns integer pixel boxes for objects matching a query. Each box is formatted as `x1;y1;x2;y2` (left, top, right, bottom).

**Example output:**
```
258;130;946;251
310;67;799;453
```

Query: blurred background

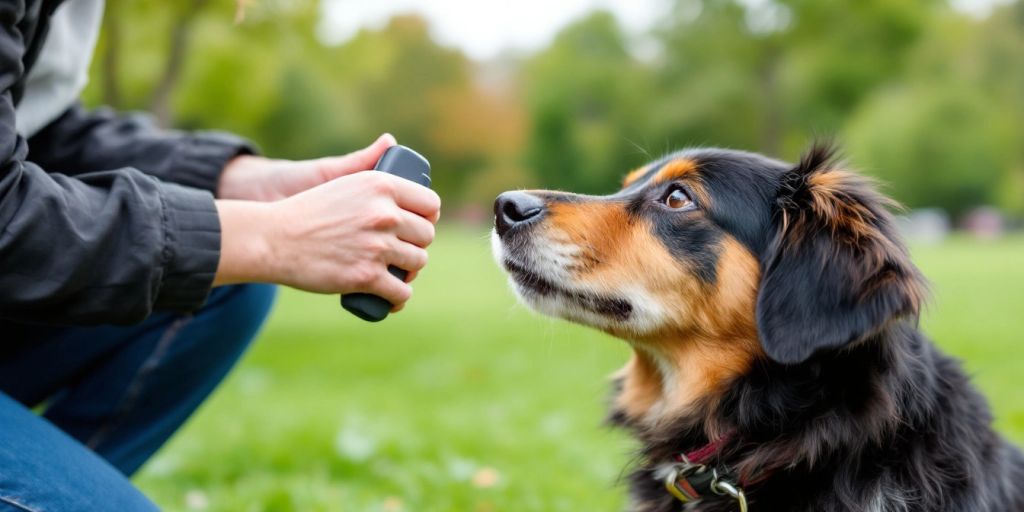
83;0;1024;510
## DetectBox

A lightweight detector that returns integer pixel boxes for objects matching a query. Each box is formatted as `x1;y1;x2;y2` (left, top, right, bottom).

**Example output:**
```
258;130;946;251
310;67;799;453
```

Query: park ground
136;228;1024;512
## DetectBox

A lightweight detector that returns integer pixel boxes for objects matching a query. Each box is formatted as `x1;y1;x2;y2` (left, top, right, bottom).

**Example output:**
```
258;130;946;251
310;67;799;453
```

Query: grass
135;228;1024;511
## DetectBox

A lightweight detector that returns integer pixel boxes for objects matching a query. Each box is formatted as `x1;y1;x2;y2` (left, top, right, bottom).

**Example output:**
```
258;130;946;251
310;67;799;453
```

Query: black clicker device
341;145;432;322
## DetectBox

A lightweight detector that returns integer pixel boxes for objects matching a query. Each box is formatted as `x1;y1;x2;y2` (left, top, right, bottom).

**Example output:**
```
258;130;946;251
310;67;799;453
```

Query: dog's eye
662;187;695;210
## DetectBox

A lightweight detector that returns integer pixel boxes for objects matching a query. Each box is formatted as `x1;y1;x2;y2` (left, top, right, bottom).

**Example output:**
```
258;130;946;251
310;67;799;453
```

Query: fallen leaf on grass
472;467;501;488
383;496;404;512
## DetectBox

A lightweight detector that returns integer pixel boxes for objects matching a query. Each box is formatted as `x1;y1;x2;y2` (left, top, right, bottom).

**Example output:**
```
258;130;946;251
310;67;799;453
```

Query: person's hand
214;169;441;312
216;134;397;201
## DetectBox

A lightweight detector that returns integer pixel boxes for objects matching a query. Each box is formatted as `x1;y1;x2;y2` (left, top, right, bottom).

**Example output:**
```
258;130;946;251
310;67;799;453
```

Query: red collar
678;431;735;466
664;430;774;510
665;431;748;509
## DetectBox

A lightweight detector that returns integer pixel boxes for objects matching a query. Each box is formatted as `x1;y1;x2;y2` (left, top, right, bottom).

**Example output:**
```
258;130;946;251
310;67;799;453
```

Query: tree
845;83;1013;216
81;0;1024;216
846;2;1024;216
324;15;500;202
524;11;655;194
655;0;937;159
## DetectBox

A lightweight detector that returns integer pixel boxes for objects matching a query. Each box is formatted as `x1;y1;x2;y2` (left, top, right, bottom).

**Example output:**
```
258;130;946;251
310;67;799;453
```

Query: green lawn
135;229;1024;511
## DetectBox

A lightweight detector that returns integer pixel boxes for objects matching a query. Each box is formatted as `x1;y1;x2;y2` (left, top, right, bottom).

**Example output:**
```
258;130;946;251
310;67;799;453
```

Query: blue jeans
0;284;276;511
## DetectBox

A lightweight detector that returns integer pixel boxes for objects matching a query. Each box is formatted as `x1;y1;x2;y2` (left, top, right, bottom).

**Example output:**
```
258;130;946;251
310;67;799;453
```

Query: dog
491;143;1024;511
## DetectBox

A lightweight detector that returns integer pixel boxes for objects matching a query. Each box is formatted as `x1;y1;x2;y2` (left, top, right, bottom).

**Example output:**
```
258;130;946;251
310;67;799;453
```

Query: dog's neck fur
613;332;760;433
612;320;1024;512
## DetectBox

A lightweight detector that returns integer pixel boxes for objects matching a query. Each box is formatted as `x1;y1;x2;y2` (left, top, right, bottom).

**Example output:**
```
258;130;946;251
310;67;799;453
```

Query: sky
318;0;671;60
319;0;1015;61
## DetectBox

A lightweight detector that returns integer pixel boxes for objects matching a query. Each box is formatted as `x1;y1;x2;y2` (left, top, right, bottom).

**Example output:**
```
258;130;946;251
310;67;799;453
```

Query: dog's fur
491;143;1024;511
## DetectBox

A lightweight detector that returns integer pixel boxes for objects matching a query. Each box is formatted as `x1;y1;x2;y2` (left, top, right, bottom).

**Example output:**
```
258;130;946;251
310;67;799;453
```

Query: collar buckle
664;454;748;512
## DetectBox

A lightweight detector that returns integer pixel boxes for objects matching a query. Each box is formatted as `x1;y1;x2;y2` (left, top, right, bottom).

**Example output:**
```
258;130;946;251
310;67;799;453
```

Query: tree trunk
148;0;210;128
758;43;782;157
100;0;122;108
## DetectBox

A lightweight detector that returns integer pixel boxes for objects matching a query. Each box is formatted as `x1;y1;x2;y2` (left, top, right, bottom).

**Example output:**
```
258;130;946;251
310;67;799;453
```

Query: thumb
318;133;398;180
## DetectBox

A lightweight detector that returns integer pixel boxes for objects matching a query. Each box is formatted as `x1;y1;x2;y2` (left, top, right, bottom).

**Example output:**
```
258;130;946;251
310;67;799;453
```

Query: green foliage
132;229;1024;510
653;0;775;152
653;0;937;157
845;83;1013;215
845;3;1024;215
82;0;1024;214
524;11;655;193
85;2;505;203
325;15;483;200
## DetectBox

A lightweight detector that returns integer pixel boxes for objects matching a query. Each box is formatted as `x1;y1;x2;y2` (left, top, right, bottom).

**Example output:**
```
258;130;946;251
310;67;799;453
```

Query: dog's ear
756;142;927;364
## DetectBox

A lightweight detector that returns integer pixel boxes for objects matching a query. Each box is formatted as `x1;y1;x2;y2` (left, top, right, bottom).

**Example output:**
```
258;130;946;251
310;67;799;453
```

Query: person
0;1;441;509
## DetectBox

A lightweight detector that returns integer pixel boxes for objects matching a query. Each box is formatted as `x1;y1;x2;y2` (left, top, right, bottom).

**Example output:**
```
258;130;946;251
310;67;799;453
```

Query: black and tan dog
491;143;1024;511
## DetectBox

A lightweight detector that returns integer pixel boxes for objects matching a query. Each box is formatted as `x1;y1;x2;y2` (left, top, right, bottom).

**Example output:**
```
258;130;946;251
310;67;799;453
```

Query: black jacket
1;0;254;325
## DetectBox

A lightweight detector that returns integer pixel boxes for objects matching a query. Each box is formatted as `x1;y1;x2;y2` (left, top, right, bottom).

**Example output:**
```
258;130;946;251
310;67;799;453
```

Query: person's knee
135;284;278;400
204;283;277;334
177;282;278;362
210;282;277;318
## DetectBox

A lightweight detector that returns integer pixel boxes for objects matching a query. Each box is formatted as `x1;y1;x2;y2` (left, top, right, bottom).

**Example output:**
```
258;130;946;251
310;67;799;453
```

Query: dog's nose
494;191;545;235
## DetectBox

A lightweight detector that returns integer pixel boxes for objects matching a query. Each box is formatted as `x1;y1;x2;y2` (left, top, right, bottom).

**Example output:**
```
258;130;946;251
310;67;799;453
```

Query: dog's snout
494;191;545;235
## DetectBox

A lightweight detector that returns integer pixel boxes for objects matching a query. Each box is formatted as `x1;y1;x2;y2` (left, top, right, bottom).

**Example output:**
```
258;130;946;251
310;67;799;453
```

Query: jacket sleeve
1;2;221;325
27;103;257;194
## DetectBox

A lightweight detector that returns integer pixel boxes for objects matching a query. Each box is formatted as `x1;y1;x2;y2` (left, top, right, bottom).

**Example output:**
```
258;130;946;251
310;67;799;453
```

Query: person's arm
27;102;254;194
213;169;440;312
0;2;222;324
2;3;440;324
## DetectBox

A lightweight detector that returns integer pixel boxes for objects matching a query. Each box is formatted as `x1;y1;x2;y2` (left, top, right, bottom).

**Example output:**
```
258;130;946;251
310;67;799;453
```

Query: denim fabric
0;284;276;511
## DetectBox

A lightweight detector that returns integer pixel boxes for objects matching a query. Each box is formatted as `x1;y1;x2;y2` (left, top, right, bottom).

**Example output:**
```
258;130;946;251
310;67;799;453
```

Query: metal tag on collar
710;474;748;512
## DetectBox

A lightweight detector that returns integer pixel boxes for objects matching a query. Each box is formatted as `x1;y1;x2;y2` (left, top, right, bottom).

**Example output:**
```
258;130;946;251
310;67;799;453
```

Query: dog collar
663;432;749;512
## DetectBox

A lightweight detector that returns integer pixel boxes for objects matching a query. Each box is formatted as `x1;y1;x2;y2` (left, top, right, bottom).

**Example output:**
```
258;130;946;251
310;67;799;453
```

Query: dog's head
492;143;926;418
